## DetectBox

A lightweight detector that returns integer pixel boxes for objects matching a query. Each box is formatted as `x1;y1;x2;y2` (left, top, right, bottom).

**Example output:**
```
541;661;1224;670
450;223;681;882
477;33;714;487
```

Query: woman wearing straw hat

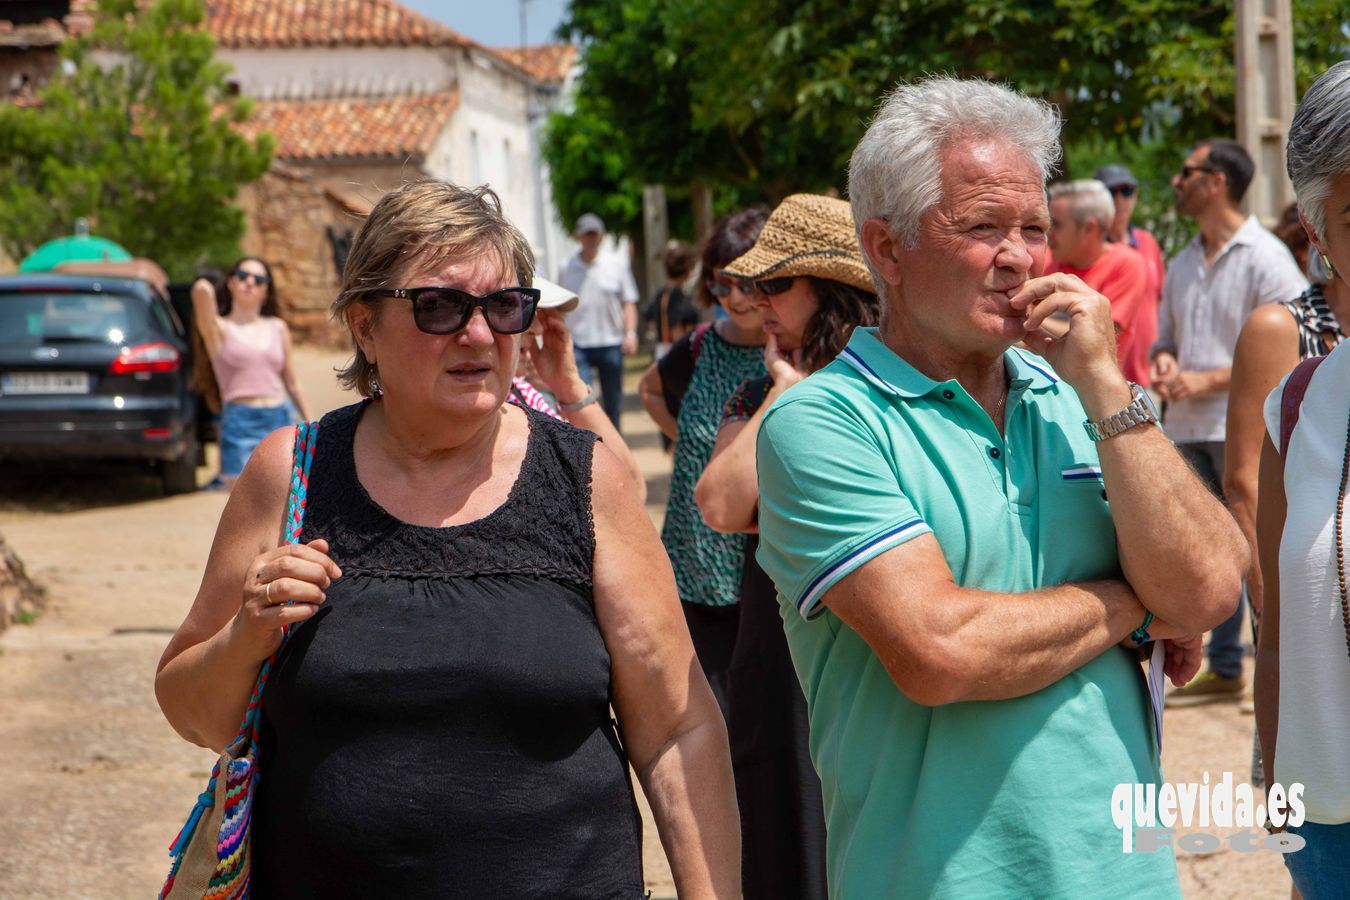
695;193;880;900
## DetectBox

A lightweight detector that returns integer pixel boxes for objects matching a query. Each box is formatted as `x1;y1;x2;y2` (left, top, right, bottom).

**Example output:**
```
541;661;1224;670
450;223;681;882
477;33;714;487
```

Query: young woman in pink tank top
192;257;312;489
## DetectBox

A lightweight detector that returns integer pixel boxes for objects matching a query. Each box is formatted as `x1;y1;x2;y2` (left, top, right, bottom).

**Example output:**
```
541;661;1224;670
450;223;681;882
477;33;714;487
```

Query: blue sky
403;1;570;48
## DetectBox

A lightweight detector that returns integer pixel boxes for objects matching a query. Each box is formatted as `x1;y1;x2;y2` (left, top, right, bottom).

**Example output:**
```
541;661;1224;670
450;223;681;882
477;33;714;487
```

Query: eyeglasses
233;270;270;287
368;286;540;335
707;274;756;297
1178;164;1217;180
755;276;796;296
1110;185;1137;199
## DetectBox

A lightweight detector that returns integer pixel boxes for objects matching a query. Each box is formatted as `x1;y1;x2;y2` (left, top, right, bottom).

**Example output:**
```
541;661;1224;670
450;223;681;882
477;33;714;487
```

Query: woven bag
160;421;319;900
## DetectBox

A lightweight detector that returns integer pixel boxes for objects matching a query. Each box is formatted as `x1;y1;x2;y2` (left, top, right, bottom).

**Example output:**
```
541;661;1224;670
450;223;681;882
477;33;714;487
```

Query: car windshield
0;291;155;347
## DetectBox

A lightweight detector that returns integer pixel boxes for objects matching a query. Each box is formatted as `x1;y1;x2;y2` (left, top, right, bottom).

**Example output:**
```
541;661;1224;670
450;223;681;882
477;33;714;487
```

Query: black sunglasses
1110;185;1137;199
707;273;756;298
756;276;796;296
1178;164;1217;180
233;270;270;287
370;286;540;335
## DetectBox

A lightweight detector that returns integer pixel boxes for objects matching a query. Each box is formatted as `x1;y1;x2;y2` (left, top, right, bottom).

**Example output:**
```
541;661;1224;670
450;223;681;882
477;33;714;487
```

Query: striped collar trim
836;329;1059;398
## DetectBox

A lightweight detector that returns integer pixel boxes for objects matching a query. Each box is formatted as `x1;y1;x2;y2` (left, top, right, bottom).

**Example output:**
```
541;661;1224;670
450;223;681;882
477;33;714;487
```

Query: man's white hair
848;77;1062;290
1048;179;1116;232
1287;60;1350;244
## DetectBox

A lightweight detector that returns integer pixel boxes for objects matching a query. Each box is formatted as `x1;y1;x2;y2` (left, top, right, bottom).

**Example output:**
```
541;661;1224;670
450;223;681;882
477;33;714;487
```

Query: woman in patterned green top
638;207;769;716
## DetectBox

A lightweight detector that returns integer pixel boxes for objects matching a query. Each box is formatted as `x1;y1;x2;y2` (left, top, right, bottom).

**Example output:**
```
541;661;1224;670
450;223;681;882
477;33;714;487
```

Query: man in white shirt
1150;138;1307;704
557;213;639;431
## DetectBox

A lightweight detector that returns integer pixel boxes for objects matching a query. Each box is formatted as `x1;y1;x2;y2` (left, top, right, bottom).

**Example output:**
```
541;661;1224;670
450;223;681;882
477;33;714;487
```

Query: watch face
1132;382;1160;419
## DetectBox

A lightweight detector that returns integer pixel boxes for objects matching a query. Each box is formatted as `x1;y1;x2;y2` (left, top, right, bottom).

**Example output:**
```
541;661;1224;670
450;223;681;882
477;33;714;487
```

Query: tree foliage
0;0;273;280
542;93;647;237
547;0;1349;239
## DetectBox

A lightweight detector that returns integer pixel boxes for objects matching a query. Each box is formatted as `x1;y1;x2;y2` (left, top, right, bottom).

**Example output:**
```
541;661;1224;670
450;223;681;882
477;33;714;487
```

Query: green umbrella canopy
19;234;133;272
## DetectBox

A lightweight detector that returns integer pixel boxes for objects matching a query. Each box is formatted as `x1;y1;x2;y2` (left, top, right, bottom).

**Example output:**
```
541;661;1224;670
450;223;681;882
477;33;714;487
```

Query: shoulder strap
243;420;320;744
690;321;712;362
658;324;711;419
1280;356;1326;458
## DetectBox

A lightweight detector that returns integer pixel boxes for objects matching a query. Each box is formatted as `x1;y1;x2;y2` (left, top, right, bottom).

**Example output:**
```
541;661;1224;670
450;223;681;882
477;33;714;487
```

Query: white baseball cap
533;276;579;313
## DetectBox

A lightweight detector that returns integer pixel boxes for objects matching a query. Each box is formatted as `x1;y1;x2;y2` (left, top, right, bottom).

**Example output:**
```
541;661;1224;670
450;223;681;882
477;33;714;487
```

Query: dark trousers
1177;440;1246;678
573;343;625;432
681;600;738;727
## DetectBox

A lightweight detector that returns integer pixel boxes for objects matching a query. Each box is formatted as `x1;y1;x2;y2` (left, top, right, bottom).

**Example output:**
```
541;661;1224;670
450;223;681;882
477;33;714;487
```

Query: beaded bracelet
1129;611;1155;645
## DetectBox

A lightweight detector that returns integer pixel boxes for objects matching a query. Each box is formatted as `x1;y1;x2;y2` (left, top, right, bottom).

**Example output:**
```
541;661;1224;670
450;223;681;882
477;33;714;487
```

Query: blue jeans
1284;822;1350;900
1177;440;1246;678
220;402;292;476
573;344;625;432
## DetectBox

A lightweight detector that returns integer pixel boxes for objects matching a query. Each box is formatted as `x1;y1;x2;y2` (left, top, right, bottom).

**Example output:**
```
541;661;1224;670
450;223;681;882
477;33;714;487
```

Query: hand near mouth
1008;273;1126;401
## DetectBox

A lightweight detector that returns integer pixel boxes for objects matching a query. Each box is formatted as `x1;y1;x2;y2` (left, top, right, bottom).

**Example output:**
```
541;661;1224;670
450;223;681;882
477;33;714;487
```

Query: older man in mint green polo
754;77;1249;899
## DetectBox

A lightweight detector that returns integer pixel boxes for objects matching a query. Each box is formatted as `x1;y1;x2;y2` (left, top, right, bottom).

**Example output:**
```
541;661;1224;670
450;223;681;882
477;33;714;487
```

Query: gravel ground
0;345;1291;898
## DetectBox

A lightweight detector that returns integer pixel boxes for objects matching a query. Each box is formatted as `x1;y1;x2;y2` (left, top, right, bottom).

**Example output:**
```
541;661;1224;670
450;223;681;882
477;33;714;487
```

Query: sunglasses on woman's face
233;270;270;286
707;275;756;298
755;276;796;296
371;286;540;335
1110;185;1137;199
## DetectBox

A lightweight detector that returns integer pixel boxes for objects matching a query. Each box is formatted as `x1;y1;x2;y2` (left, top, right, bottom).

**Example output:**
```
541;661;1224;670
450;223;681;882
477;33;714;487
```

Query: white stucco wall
219;39;572;282
218;46;455;99
429;50;541;271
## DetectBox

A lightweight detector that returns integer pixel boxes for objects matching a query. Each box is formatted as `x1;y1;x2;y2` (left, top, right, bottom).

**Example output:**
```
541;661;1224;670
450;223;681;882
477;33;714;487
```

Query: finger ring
265;581;273;604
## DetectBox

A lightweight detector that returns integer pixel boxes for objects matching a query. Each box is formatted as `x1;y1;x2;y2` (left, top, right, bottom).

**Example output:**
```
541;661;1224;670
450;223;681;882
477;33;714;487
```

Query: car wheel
162;432;199;495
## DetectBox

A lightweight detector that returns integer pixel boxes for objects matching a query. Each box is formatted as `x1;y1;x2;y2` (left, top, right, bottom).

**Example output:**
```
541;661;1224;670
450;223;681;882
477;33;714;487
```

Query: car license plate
2;371;91;395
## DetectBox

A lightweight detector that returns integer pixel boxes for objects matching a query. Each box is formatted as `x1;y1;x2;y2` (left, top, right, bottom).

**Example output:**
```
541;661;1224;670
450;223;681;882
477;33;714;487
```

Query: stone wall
239;161;431;345
238;166;366;345
0;532;41;630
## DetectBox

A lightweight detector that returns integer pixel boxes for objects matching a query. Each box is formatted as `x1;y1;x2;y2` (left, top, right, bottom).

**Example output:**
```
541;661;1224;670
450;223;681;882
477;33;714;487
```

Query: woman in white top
1255;60;1350;900
192;257;312;490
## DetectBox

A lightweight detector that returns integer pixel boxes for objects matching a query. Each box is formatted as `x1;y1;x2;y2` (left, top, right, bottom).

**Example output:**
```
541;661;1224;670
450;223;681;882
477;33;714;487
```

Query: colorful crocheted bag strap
240;420;319;744
162;421;320;873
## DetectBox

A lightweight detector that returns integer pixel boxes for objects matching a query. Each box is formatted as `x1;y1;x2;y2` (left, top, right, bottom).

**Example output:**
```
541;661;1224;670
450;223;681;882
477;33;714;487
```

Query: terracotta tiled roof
206;0;473;49
238;92;459;163
0;20;67;48
493;44;577;84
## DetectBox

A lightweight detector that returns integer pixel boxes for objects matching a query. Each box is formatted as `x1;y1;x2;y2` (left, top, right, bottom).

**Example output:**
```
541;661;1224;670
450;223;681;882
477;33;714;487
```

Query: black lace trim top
300;400;597;587
253;401;645;898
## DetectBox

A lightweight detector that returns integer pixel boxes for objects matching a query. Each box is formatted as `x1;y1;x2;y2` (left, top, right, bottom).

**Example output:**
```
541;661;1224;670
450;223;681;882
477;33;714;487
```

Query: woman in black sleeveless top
156;181;739;897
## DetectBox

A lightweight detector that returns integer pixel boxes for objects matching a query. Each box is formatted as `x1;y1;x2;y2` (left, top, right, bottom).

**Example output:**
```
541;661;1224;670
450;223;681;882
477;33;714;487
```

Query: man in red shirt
1047;179;1156;385
1095;164;1166;303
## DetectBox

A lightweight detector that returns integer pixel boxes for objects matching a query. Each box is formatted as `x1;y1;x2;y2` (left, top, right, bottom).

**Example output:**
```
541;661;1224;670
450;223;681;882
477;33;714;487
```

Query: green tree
550;0;1348;226
543;94;647;237
0;0;273;280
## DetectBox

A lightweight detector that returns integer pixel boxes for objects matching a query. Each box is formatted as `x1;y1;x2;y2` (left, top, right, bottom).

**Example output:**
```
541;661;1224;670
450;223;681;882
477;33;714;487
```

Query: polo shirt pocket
1061;463;1108;501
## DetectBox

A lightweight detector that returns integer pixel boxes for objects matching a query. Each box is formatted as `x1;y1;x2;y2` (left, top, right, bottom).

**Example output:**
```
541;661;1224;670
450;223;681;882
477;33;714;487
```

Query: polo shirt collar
837;327;1059;397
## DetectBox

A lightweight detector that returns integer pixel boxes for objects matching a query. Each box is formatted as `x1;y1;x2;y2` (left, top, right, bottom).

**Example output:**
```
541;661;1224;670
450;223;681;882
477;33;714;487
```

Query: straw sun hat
722;194;873;293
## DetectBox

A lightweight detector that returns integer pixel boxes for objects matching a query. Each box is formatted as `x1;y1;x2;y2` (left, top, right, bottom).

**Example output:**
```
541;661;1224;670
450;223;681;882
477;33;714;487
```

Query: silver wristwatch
559;386;598;413
1083;382;1158;441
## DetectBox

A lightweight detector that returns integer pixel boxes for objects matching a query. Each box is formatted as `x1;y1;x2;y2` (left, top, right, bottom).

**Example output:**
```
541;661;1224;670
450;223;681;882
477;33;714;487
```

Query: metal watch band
1083;382;1157;441
559;387;598;413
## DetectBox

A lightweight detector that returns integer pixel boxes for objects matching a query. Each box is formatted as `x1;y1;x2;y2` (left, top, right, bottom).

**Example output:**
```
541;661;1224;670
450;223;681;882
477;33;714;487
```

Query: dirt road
0;345;1290;898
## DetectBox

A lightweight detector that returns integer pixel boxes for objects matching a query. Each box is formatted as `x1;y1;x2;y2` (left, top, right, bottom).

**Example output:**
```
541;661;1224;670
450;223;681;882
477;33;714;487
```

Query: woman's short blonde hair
332;181;536;396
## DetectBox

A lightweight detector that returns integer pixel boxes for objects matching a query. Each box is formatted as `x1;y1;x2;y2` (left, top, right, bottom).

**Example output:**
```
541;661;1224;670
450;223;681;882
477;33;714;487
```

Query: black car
0;272;199;494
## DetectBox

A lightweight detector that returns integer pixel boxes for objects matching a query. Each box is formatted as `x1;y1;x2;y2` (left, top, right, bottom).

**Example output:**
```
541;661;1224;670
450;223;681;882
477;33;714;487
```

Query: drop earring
1324;253;1337;280
369;364;384;400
